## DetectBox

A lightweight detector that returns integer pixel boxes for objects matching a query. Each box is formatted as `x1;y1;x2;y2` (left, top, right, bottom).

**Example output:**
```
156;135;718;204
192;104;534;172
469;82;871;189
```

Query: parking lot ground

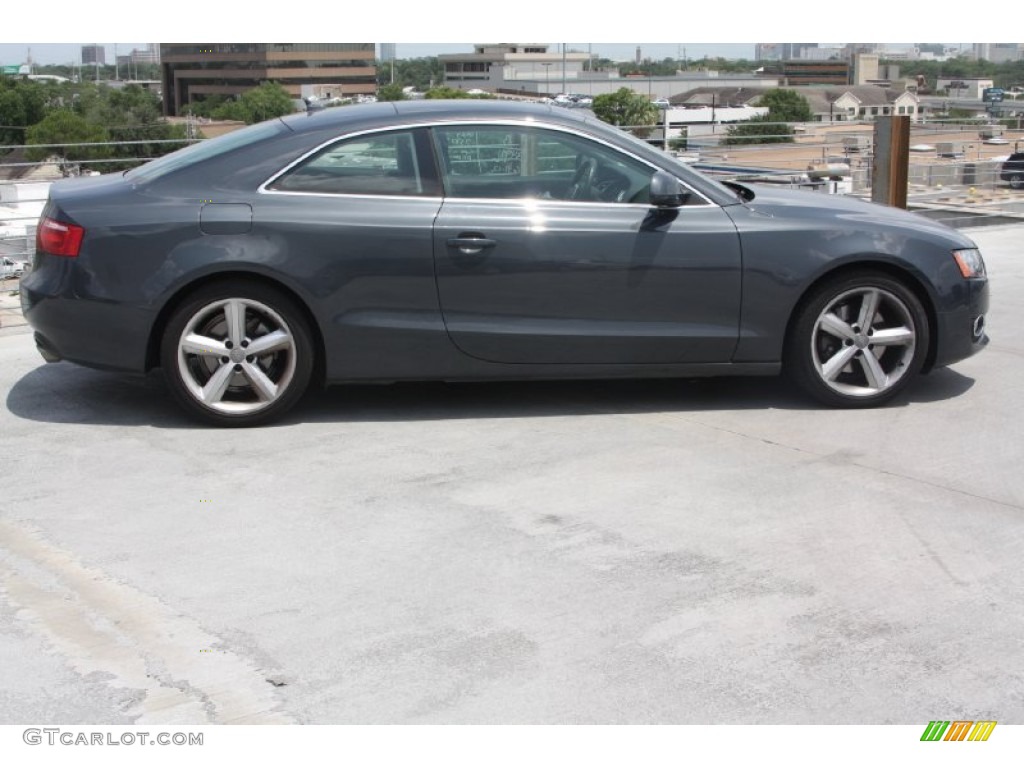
1;226;1022;724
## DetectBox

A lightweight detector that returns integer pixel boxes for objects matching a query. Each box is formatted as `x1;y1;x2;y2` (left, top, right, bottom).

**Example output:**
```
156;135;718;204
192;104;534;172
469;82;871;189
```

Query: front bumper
930;278;989;370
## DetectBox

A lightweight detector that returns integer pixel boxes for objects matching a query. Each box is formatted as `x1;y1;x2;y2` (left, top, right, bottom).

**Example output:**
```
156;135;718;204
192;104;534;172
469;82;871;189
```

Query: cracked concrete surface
0;226;1021;724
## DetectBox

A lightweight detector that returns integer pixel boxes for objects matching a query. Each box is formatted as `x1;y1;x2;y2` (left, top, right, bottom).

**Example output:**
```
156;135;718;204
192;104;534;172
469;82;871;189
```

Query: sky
1;43;760;65
0;43;978;67
0;0;1001;66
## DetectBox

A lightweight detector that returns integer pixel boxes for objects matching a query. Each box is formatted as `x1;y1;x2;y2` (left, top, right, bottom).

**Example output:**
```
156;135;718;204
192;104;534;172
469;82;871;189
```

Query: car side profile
1000;152;1024;189
22;100;989;426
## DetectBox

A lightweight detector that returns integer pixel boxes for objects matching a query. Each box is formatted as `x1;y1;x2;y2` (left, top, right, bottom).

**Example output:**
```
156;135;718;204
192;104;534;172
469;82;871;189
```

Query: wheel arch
782;258;939;372
145;271;327;386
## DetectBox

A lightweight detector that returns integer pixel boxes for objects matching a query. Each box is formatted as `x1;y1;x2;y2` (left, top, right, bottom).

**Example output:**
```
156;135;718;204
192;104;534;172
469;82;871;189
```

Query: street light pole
542;62;551;96
561;43;566;94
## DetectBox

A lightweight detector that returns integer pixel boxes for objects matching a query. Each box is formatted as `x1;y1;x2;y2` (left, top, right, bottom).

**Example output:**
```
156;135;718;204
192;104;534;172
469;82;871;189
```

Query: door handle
447;236;496;256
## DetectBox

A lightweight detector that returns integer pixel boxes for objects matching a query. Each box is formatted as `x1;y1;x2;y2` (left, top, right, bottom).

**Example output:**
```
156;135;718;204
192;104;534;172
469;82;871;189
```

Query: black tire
785;271;930;408
1010;174;1024;190
160;280;315;427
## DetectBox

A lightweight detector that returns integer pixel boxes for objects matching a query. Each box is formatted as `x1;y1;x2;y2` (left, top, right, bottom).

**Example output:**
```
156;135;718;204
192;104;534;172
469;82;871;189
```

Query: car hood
731;183;976;249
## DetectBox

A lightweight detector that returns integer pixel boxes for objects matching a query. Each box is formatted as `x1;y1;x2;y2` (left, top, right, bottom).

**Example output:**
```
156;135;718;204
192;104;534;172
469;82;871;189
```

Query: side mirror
649;171;688;208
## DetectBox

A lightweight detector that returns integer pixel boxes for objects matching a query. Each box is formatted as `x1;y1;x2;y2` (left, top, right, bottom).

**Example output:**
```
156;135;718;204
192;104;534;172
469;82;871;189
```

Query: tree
0;76;55;147
723;89;811;146
376;83;406;102
213;83;295;124
591;88;659;137
756;89;813;122
423;86;493;99
25;110;111;163
375;57;444;91
0;90;27;147
723;115;794;145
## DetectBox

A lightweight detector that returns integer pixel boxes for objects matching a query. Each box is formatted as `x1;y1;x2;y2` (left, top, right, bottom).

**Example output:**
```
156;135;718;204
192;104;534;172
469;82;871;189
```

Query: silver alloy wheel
176;297;297;415
810;286;917;398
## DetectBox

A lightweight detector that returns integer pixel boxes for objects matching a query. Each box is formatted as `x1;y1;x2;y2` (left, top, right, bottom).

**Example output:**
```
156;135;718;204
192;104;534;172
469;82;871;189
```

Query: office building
160;43;376;116
81;45;105;66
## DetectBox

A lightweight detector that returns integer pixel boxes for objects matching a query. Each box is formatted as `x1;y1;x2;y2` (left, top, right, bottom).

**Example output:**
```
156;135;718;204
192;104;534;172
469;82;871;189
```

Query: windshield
126;120;289;183
579;114;741;204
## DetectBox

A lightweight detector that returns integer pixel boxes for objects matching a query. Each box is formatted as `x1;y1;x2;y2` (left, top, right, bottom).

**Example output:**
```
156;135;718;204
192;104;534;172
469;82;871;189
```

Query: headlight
952;248;986;279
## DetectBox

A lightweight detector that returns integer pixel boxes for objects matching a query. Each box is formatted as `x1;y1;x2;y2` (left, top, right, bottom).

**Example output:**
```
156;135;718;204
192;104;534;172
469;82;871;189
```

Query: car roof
279;99;587;135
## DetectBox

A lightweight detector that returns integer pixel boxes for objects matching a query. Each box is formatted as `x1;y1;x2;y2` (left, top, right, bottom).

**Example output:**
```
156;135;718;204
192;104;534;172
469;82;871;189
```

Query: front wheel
1009;174;1024;190
160;281;315;427
785;271;929;408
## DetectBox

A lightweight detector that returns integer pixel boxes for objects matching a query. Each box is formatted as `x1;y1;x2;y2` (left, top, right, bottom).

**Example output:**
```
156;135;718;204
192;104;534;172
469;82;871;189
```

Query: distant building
677;84;922;123
852;54;879;86
131;45;159;65
756;43;818;61
380;44;396;62
967;44;1019;62
796;85;921;122
160;43;376;116
784;44;817;60
81;45;105;66
776;59;850;86
117;45;159;71
937;78;995;100
799;47;846;61
439;44;590;94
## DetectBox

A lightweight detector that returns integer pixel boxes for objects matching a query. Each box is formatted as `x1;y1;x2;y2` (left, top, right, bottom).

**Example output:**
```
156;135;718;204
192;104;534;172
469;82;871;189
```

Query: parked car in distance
22;100;990;426
1000;152;1024;188
651;98;671;109
1;256;29;279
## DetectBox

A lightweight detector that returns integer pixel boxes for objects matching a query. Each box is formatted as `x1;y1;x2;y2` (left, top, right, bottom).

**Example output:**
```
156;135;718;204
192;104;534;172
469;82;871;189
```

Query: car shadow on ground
5;362;977;429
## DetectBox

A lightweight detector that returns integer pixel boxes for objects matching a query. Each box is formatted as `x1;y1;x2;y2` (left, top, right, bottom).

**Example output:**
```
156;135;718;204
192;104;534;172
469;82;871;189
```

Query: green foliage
2;79;186;169
0;76;56;147
423;87;494;99
0;90;27;146
723;115;795;145
756;89;813;122
211;82;296;124
182;95;229;118
591;88;659;137
619;57;759;77
723;89;809;146
25;110;111;162
375;57;444;91
34;62;161;82
376;83;407;102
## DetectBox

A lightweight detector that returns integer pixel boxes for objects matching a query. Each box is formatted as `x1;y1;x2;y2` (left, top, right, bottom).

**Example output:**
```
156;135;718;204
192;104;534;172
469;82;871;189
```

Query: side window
268;129;440;197
433;125;654;204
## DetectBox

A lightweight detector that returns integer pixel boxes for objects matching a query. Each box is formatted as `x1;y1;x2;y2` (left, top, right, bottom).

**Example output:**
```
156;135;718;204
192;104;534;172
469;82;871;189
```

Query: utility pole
562;43;566;94
872;116;910;209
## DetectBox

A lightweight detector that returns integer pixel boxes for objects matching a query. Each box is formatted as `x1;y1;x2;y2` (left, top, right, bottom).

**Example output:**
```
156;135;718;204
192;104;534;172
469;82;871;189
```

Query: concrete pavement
0;226;1022;724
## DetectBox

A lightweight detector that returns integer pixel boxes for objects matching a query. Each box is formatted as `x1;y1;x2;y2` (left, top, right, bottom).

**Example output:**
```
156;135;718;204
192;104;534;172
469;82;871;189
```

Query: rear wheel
1009;174;1024;190
160;281;314;427
785;271;929;408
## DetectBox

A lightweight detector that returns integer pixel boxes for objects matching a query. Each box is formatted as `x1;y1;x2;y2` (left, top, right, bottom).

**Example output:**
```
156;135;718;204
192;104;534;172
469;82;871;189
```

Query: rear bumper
21;276;153;373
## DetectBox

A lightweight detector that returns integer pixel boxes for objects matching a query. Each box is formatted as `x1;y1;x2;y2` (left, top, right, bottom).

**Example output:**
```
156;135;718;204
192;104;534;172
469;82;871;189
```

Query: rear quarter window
126;121;287;184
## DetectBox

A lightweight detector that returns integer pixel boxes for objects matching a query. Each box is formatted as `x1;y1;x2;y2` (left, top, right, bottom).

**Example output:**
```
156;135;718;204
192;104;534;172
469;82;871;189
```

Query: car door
258;127;446;378
430;123;743;365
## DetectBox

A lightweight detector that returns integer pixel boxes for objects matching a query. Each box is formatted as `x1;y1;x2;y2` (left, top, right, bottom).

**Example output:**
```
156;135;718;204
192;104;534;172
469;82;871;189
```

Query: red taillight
37;216;84;258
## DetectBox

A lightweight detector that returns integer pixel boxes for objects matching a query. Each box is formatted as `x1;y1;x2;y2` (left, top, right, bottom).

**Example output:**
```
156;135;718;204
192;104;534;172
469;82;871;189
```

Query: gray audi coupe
22;100;989;426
